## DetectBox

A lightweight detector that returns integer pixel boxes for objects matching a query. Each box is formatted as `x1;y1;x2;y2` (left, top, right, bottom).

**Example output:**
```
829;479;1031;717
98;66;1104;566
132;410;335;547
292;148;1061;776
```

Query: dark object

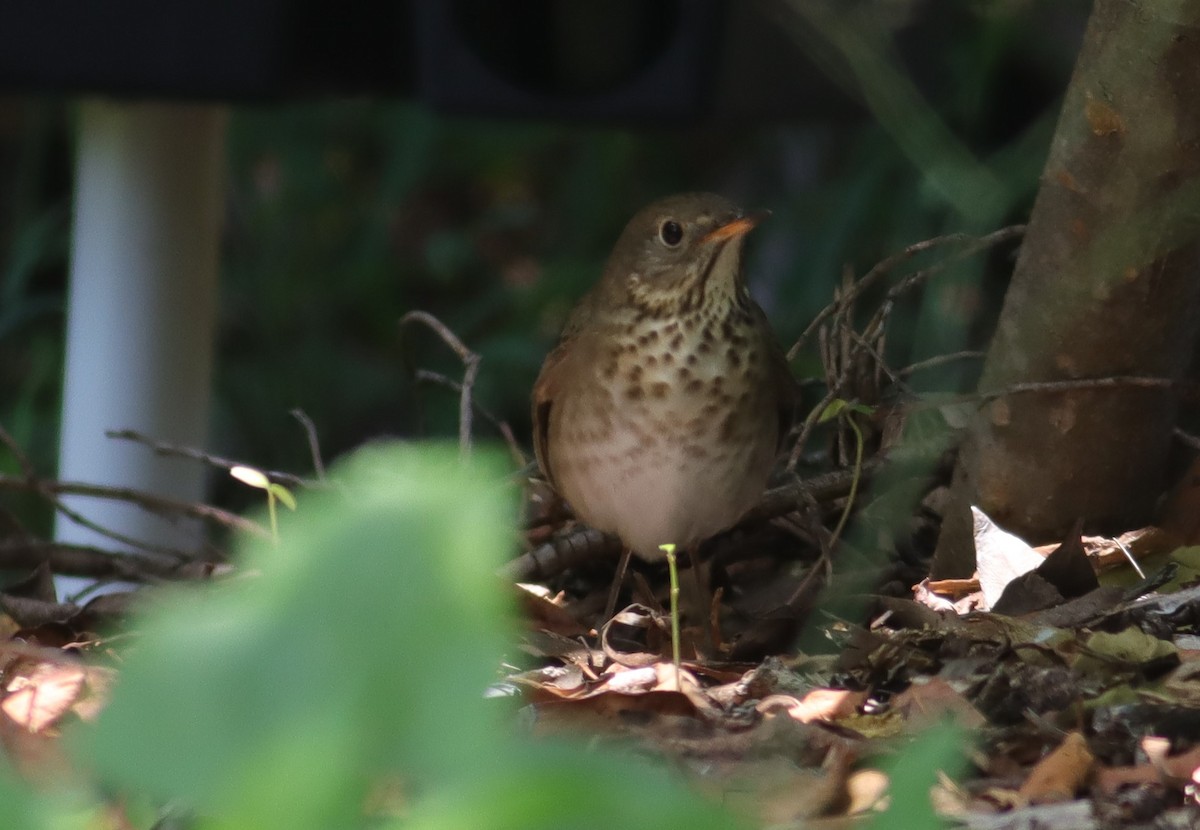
415;0;721;120
992;518;1098;615
0;1;1086;124
0;0;721;118
0;0;412;98
0;0;862;121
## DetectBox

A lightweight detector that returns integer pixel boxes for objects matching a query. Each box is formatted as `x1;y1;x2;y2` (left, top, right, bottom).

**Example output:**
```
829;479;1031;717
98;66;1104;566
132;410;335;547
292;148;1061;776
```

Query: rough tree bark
932;0;1200;577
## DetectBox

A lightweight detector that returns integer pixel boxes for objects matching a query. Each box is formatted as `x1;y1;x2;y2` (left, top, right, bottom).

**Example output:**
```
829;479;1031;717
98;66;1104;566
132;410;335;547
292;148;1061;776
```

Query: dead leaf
71;665;116;723
1094;743;1200;795
892;677;986;731
1017;731;1094;804
514;583;590;638
758;688;867;724
845;768;889;814
2;659;86;733
973;506;1044;609
1072;628;1178;677
1033;520;1098;599
921;577;980;599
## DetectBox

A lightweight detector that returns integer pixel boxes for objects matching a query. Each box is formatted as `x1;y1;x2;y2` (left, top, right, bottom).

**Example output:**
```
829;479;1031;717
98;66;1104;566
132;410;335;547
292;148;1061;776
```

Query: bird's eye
659;220;684;247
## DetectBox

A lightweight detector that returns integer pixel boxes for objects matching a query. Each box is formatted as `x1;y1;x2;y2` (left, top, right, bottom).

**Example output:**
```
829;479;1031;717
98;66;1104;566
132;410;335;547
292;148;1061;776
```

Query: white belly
554;404;775;561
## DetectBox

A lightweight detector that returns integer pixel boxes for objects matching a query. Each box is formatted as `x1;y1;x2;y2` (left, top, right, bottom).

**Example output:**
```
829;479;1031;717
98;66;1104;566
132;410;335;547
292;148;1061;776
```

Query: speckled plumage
533;193;797;561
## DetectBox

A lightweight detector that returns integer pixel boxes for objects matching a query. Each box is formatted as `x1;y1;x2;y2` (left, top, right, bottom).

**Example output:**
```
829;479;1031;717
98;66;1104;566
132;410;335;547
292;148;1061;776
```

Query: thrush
532;192;797;578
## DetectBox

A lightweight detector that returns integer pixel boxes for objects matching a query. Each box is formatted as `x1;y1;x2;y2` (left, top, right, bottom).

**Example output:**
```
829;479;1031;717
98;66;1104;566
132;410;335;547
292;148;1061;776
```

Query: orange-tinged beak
701;210;770;244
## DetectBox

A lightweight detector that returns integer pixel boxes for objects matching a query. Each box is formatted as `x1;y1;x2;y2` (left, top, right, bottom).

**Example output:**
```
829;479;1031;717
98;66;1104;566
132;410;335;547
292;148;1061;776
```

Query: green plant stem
267;491;279;544
829;414;864;548
661;543;681;689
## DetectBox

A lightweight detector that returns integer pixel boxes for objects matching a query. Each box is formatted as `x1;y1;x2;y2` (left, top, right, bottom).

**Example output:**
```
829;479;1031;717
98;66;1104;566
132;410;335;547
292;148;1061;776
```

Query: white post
55;101;227;590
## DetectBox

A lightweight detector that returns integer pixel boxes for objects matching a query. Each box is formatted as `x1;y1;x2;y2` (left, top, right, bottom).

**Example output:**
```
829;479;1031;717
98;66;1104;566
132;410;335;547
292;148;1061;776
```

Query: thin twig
399;310;482;459
899;351;985;378
0;424;36;478
901;375;1189;416
0;539;227;583
290;409;327;480
848;327;904;392
786;225;1024;361
1;424;212;557
785;387;840;473
0;474;269;540
106;429;307;488
981;375;1182;398
413;370;528;467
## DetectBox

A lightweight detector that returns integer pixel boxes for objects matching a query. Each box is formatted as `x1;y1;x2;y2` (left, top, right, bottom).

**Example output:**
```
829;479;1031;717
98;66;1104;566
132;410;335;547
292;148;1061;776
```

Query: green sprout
818;399;874;548
230;465;297;543
658;543;682;689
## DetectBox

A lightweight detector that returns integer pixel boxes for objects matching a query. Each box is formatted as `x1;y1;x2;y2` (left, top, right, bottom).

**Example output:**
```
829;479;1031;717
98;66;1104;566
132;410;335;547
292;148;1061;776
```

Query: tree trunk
932;0;1200;577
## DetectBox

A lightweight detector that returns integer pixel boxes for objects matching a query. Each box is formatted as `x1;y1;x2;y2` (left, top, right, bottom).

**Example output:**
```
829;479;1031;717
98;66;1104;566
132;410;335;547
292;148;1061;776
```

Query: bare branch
290;409;327;480
413;370;528;467
0;474;269;541
0;424;36;479
0;540;227;583
106;429;307;488
899;351;985;378
400;310;483;459
786;225;1024;361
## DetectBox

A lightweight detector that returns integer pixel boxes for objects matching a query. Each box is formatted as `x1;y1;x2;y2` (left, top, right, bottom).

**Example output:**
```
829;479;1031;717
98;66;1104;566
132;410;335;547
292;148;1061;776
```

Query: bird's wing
532;291;601;485
531;337;572;488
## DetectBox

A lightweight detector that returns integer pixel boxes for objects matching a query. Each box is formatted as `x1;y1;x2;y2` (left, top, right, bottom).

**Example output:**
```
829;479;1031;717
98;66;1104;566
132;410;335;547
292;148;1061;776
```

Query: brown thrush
532;192;797;571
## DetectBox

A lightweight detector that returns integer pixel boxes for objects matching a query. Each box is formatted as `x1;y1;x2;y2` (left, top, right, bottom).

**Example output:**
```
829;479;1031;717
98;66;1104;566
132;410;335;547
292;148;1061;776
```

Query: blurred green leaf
867;723;964;829
80;442;742;829
83;443;515;826
404;741;747;830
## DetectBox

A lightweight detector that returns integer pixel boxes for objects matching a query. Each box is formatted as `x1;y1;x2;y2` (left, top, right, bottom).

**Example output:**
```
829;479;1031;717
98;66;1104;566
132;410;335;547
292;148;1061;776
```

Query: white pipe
55;101;227;591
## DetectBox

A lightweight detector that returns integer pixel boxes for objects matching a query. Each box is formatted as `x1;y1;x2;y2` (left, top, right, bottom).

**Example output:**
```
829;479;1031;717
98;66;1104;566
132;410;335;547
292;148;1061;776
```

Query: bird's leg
603;546;635;622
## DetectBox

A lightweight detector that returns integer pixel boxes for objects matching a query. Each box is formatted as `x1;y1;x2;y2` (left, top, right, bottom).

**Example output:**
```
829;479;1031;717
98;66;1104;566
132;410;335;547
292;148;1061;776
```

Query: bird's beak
701;210;771;244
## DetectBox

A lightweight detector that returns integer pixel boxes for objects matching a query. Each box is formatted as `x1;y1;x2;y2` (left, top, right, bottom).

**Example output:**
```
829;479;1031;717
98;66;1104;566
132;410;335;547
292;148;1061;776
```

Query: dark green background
0;2;1088;527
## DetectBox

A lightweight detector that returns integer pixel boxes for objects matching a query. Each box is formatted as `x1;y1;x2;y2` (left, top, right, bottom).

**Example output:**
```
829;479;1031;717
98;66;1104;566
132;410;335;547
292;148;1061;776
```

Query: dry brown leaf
71;665;117;723
891;677;986;731
1094;743;1200;794
844;768;889;814
930;769;972;819
973;506;1045;608
1017;731;1094;804
757;688;867;724
2;660;86;733
0;703;71;784
920;577;980;599
514;583;591;638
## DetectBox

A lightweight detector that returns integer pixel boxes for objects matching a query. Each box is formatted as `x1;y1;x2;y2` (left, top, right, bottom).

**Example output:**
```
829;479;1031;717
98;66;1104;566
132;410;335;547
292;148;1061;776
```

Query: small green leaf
267;483;297;511
819;399;849;422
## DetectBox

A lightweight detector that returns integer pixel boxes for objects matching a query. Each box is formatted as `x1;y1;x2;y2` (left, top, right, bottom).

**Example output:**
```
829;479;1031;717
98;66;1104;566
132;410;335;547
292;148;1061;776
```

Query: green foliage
819;399;875;544
2;8;1078;492
0;442;742;829
0;769;102;829
867;723;964;829
84;443;509;822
